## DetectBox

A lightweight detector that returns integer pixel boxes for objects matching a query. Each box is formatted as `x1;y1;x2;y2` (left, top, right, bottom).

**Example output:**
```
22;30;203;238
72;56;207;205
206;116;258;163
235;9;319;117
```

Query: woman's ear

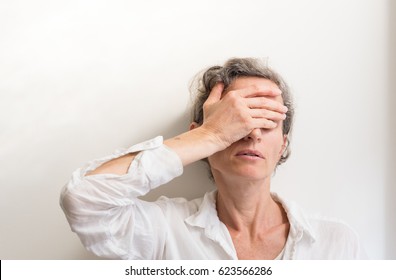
279;135;288;156
189;122;200;130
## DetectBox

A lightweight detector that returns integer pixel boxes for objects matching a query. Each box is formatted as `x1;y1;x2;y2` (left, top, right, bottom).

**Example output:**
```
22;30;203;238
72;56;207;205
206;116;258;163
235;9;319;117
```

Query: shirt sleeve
59;136;183;259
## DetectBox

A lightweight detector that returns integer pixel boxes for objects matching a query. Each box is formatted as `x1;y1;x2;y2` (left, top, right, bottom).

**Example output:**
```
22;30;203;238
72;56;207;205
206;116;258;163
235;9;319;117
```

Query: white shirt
60;136;367;260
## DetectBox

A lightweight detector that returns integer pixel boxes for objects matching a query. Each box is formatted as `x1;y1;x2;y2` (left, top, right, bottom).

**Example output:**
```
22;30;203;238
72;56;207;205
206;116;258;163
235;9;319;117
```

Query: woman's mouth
235;149;264;159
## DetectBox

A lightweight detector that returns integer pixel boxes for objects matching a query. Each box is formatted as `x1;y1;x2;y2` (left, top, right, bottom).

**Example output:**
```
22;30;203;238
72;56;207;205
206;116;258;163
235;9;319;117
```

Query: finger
205;83;224;105
250;109;287;121
252;118;278;129
247;96;288;113
236;84;282;98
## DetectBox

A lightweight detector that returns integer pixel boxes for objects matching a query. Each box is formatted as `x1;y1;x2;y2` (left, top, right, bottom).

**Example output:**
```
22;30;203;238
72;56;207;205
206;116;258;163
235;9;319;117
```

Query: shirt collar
271;192;317;243
184;190;219;229
184;191;237;258
184;190;317;258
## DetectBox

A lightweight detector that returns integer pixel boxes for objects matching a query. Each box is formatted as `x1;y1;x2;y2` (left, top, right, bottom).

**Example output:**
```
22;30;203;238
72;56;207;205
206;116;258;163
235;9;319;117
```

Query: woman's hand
200;82;288;150
164;80;288;166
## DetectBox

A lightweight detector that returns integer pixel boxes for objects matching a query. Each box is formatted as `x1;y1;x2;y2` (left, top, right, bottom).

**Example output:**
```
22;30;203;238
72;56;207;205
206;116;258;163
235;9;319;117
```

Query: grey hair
190;57;294;176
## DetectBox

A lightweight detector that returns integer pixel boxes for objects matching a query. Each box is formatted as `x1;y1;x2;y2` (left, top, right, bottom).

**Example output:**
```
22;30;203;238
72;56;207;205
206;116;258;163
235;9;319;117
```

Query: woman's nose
243;128;262;142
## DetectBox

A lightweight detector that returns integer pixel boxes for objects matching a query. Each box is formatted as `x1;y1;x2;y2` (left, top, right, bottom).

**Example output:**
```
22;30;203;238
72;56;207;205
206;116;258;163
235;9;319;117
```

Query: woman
60;58;366;259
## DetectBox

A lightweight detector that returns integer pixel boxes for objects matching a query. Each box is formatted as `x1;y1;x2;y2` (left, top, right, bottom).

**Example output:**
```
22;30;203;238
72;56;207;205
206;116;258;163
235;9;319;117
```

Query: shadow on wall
386;0;396;260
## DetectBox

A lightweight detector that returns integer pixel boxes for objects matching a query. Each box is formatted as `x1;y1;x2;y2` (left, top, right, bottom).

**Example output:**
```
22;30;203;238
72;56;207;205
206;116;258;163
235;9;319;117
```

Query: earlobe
189;122;199;131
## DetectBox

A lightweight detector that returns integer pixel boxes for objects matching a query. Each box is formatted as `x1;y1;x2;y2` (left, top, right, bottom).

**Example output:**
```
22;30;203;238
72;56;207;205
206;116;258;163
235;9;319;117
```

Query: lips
235;149;264;159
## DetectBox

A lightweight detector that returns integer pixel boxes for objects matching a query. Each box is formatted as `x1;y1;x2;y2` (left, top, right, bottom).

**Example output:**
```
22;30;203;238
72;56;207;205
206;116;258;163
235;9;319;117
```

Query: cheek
265;135;285;158
208;152;223;169
208;147;234;170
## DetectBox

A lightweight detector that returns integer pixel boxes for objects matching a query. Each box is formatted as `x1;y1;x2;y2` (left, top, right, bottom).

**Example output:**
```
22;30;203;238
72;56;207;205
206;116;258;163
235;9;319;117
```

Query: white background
0;0;395;259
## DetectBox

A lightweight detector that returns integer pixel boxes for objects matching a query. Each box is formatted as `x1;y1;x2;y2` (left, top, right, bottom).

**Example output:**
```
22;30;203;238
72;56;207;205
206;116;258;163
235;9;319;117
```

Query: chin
211;163;275;182
231;167;271;181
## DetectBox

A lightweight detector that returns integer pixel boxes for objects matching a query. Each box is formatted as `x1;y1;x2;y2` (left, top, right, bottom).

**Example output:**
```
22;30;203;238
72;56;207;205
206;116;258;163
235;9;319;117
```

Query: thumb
205;83;224;105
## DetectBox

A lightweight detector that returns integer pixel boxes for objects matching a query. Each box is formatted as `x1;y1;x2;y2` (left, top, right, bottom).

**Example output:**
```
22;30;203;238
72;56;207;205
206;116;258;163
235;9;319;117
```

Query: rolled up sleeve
60;136;183;259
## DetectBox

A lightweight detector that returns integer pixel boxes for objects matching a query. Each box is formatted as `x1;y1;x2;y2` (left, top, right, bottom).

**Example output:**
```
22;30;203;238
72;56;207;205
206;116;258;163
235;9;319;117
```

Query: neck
215;174;285;235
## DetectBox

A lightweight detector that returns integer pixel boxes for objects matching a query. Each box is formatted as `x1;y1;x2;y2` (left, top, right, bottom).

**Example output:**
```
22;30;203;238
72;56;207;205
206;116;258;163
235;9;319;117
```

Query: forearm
86;152;137;176
86;127;220;176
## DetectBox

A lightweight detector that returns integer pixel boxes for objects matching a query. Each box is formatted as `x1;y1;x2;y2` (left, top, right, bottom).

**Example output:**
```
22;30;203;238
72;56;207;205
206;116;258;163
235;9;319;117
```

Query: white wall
387;0;396;259
0;0;394;259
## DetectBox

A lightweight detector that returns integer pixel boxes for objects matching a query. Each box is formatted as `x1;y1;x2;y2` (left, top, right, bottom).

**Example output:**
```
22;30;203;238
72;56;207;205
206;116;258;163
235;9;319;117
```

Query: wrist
195;125;228;152
163;126;225;167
